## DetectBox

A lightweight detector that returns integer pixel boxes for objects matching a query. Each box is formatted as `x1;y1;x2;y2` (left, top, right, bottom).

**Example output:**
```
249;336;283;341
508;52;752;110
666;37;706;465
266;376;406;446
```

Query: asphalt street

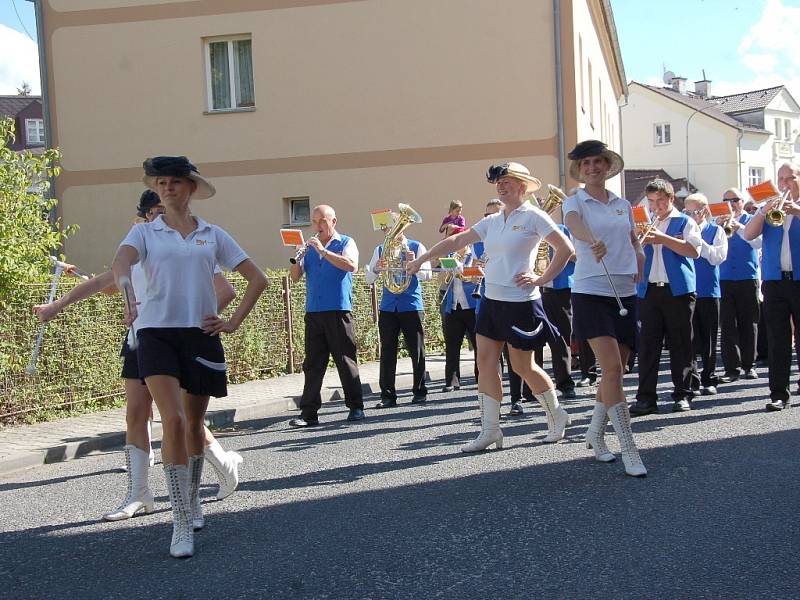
1;363;799;600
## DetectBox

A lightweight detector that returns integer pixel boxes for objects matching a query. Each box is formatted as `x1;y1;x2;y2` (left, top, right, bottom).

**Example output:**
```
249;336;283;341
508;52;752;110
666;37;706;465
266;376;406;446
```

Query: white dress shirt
699;222;728;266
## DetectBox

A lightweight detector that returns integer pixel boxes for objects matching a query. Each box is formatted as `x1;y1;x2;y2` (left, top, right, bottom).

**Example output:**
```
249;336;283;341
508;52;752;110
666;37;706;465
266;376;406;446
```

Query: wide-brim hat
142;156;216;200
567;140;624;183
486;162;542;193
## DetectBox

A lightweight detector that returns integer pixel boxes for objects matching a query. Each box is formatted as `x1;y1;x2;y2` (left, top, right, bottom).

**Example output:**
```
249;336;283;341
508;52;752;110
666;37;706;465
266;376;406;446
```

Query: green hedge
0;273;446;426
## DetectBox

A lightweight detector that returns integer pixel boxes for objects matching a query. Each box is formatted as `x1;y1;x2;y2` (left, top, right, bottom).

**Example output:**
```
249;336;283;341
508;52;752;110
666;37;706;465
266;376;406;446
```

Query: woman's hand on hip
202;314;238;336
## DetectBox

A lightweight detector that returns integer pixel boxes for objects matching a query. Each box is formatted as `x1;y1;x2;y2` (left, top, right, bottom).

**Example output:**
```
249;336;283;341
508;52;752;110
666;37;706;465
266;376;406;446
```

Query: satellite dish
663;70;676;85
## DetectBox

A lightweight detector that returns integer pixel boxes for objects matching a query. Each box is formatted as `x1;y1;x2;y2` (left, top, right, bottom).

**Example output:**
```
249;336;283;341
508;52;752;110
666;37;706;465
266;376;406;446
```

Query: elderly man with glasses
716;188;762;383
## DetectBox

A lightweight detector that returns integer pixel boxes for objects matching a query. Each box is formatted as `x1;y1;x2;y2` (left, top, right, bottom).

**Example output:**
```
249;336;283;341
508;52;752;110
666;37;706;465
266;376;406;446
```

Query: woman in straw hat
562;140;647;477
408;162;574;452
33;189;247;523
112;156;267;558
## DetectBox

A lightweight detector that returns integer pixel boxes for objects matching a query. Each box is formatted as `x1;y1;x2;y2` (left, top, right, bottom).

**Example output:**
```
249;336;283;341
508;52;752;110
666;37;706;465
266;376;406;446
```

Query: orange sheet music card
280;229;305;247
631;204;650;225
708;203;733;218
747;180;779;202
461;266;484;278
370;209;394;231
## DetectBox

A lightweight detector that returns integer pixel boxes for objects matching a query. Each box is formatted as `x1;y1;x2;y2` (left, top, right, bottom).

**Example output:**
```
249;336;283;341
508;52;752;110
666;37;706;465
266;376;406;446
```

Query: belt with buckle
649;281;667;287
781;271;794;280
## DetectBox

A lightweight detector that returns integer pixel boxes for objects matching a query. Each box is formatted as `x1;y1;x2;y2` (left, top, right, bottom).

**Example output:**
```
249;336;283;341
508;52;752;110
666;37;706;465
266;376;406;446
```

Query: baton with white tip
48;256;90;281
118;276;138;350
26;264;65;375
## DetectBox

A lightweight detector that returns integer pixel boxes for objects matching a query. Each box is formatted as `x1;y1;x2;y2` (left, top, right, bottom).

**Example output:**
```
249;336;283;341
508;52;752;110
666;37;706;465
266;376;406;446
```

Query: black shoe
689;389;701;398
766;399;788;412
742;368;759;380
718;372;739;384
701;385;717;396
374;399;397;409
441;385;454;393
560;388;577;400
347;408;366;421
289;417;319;428
629;402;658;417
411;395;427;404
509;402;524;416
672;398;692;412
576;377;594;387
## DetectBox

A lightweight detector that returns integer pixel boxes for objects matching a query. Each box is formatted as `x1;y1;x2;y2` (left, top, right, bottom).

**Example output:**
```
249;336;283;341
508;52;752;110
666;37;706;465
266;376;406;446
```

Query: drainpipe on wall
736;128;743;189
618;94;628;198
553;0;566;189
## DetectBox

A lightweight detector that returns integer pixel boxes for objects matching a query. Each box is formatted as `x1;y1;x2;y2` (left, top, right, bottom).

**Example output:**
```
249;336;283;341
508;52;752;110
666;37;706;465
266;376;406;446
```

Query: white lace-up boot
163;464;194;558
188;455;205;531
147;420;155;467
536;388;571;443
103;445;154;521
204;440;243;500
461;394;504;452
585;402;616;463
607;402;647;477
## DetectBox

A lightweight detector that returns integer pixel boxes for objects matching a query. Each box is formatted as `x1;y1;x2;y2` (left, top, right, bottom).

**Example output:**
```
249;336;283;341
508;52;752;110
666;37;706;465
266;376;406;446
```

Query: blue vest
443;251;478;314
378;239;424;312
719;213;759;281
694;223;721;298
473;241;486;260
637;213;696;298
304;234;353;312
550;224;575;290
761;217;800;281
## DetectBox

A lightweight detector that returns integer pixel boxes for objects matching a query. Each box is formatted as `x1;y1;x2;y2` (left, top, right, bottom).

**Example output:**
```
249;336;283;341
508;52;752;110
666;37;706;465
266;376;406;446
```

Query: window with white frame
286;197;310;225
587;60;594;126
205;35;255;112
748;167;764;187
578;36;584;111
784;119;792;141
25;118;44;145
654;123;671;145
774;118;782;137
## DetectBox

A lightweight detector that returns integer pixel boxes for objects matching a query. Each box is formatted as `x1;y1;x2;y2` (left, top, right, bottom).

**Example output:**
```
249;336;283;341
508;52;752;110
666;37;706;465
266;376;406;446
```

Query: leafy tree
0;116;74;303
16;82;32;96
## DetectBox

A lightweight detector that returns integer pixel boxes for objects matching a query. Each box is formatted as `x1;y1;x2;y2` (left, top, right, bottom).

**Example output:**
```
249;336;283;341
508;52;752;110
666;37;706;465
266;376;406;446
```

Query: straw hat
567;140;624;182
486;162;542;193
142;156;216;200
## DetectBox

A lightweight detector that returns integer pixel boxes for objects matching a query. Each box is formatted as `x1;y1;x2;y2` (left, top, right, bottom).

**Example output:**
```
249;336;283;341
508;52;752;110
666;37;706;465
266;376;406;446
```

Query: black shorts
571;293;638;350
136;327;228;398
475;296;560;351
119;334;145;382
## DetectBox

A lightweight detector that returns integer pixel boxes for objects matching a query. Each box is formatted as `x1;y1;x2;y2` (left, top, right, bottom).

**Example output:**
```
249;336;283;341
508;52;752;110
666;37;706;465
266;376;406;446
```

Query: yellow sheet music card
370;209;393;231
280;229;305;247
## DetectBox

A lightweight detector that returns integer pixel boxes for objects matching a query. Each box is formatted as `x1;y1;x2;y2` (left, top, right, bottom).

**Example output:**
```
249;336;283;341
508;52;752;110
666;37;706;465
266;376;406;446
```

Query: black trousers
720;279;760;375
504;344;532;402
636;285;696;405
443;306;477;386
762;279;800;402
299;311;363;419
378;310;427;399
757;306;769;361
533;288;575;392
691;297;720;387
579;339;597;380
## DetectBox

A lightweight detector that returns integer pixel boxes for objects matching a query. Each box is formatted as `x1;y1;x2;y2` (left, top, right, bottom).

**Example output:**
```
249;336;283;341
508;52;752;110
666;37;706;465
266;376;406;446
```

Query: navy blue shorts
136;327;228;398
475;296;560;351
571;293;638;350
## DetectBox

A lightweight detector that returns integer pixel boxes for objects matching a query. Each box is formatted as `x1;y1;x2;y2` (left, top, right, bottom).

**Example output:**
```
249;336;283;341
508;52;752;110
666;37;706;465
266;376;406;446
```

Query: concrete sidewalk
0;350;476;476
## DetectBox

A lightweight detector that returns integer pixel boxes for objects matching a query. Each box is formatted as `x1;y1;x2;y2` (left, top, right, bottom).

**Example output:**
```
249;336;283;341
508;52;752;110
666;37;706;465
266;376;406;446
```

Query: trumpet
721;215;735;237
635;216;657;243
765;190;790;227
289;233;319;264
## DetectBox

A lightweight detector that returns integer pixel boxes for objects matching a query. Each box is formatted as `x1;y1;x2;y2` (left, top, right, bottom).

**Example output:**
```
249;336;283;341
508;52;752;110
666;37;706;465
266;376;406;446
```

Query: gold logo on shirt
616;209;625;215
196;239;208;246
511;225;526;231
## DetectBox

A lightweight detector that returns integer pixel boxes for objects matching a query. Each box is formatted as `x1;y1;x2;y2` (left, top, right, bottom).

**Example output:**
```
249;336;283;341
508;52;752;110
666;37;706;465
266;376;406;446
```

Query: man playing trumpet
743;163;800;411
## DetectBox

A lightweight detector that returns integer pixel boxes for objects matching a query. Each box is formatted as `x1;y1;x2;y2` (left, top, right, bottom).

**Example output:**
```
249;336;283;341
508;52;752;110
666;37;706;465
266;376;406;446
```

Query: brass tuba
533;184;567;275
380;203;423;294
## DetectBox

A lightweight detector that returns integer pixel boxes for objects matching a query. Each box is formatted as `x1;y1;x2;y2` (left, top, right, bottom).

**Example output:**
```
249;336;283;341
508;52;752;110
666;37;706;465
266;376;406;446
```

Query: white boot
147;420;155;467
103;445;155;521
163;464;194;558
204;440;243;500
188;454;205;531
585;402;616;463
607;402;647;477
536;388;571;443
461;394;504;452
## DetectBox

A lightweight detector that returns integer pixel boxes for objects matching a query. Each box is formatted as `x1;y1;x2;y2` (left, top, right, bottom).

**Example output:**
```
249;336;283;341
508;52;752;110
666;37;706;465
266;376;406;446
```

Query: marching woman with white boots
33;190;245;520
407;162;574;451
112;157;266;558
562;140;647;477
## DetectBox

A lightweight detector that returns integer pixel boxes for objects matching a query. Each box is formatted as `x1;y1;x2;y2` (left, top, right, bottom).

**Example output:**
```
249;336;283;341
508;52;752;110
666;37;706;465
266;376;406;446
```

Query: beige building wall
41;0;624;271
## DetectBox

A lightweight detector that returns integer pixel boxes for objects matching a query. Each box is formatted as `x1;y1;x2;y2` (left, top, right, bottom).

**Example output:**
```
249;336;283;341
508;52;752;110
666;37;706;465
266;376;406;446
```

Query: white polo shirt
648;207;702;284
120;215;248;330
471;201;557;302
563;189;638;297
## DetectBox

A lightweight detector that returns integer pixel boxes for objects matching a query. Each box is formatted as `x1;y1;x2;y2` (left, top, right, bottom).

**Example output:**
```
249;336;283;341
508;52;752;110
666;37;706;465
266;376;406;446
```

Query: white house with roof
621;78;799;201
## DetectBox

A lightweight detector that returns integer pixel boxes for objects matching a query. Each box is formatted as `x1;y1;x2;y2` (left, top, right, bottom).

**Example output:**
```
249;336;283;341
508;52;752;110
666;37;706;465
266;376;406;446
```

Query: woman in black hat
112;157;267;558
34;190;246;522
562;140;647;477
